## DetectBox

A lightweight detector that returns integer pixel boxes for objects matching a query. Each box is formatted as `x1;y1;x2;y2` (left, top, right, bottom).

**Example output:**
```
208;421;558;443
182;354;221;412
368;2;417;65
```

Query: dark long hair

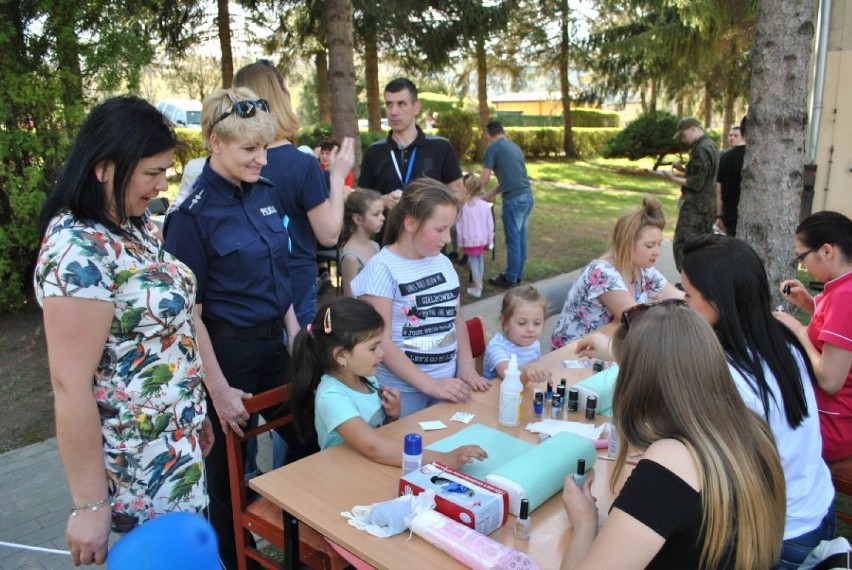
39;96;178;237
796;210;852;259
289;298;385;445
682;234;813;428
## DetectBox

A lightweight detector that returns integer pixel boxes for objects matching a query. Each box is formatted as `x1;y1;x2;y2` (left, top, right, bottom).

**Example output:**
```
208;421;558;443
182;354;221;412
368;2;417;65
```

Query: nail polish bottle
545;381;553;402
567;387;579;413
585;395;598;420
514;498;530;540
533;390;543;417
572;459;588;486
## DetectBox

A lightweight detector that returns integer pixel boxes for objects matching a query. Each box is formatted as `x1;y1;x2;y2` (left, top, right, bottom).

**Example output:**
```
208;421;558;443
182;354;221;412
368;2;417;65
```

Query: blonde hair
462;172;482;203
609;197;666;276
201;87;275;149
233;61;300;143
611;303;785;570
383;178;460;245
499;285;547;331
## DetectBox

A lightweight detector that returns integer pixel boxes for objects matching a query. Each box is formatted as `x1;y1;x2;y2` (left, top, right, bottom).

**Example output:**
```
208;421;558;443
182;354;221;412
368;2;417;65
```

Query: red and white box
399;462;509;536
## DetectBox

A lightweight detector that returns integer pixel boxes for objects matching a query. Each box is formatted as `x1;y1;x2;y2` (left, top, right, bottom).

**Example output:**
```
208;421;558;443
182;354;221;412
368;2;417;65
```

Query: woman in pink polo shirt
778;211;852;462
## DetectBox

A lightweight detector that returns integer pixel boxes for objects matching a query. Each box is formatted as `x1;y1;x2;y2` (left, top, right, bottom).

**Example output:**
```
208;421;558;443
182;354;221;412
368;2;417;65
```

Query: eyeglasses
210;99;270;130
795;249;815;264
621;299;687;330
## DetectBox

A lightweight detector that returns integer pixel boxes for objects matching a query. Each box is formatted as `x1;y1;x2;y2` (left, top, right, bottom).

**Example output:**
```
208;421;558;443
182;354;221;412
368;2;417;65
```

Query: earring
342;360;348;369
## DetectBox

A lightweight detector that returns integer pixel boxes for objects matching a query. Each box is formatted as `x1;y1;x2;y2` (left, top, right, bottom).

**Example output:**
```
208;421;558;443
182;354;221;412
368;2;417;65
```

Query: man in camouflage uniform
658;117;719;272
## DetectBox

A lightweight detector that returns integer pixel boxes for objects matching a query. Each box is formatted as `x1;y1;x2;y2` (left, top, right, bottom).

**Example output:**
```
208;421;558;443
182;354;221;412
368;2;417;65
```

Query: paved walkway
0;242;678;569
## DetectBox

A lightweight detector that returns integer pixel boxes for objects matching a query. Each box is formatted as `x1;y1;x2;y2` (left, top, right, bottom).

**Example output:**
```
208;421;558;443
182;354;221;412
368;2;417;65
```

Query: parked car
156;99;202;129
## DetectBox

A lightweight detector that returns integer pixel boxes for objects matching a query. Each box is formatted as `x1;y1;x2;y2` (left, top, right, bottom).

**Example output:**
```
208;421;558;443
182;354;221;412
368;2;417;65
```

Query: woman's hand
429;377;472;403
521;362;552;384
575;332;613;361
779;279;815;313
562;471;598;529
66;506;112;566
199;417;215;458
328;137;355;181
379;387;401;421
208;385;252;436
458;362;490;392
442;445;488;469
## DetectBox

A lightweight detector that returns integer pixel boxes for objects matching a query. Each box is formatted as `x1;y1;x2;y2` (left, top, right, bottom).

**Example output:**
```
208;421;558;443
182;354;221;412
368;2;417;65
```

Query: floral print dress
34;212;208;532
550;259;667;349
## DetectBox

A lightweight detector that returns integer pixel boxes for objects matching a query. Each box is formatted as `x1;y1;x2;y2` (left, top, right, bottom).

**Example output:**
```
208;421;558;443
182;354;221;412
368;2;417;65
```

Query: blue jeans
501;192;534;283
776;504;837;569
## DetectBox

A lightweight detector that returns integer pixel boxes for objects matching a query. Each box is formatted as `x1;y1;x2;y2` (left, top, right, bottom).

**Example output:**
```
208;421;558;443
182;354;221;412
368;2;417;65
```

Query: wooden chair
225;385;349;570
466;316;487;375
829;456;852;524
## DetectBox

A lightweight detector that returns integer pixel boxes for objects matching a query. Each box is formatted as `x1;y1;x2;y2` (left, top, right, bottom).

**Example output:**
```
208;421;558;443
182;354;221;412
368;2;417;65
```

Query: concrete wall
812;0;852;216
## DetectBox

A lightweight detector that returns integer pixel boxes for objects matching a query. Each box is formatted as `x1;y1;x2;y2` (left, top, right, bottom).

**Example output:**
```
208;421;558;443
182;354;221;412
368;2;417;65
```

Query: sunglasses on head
621;298;687;330
210;99;270;130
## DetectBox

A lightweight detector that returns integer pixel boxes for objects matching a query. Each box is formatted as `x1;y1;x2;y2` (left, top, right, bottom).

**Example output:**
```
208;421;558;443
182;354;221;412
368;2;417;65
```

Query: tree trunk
702;81;713;130
216;0;233;88
324;0;360;169
648;78;658;113
559;0;577;158
740;0;816;308
315;50;332;124
475;31;489;159
50;2;83;122
721;40;737;148
364;30;382;133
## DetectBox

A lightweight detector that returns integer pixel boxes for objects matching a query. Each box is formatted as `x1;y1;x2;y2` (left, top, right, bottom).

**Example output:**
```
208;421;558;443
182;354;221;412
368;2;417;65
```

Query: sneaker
488;274;518;288
466;287;482;298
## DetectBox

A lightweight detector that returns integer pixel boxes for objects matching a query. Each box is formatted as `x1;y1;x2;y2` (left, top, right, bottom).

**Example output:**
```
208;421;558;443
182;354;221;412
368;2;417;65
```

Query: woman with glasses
681;235;834;569
561;302;785;569
551;197;682;350
234;61;354;326
777;211;852;463
164;87;305;569
34;96;213;565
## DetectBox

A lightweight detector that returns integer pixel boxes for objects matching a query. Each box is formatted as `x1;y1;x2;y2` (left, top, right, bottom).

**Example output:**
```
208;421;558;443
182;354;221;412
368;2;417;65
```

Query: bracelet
70;497;113;517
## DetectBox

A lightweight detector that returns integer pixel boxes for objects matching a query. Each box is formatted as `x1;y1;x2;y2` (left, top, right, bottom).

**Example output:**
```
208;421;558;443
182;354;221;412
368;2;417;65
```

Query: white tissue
342;490;436;538
525;419;606;440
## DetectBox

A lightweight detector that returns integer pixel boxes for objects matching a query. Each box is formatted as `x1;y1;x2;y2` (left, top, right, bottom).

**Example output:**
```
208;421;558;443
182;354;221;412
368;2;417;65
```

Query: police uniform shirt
164;162;292;327
358;126;463;195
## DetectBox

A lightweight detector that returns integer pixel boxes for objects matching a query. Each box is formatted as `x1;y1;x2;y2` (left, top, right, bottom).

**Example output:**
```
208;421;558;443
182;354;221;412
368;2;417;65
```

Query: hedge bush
495;108;619;128
502;127;619;159
437;109;478;162
174;128;206;175
603;111;687;169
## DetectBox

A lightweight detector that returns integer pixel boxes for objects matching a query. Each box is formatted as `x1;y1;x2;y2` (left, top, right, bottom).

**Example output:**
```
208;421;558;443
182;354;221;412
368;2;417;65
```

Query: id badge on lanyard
390;146;417;193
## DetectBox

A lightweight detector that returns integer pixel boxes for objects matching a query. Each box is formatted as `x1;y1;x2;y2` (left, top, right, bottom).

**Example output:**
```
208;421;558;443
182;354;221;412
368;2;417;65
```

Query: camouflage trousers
673;206;715;272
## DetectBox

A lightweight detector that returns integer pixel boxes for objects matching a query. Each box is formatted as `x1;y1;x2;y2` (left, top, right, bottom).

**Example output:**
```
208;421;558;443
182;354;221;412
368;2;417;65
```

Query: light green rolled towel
426;423;533;481
486;432;596;516
574;364;619;416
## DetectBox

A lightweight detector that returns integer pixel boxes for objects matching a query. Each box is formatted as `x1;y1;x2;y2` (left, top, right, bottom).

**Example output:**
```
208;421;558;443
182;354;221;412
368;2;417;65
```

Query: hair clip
306;323;314;338
323;307;333;334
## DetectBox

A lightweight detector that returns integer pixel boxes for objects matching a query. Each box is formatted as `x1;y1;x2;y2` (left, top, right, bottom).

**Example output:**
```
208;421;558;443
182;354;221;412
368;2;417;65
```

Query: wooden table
251;344;628;570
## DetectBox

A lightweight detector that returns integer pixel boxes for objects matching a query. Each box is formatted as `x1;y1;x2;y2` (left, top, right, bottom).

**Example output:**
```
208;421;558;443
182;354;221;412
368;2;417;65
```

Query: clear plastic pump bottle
498;354;523;427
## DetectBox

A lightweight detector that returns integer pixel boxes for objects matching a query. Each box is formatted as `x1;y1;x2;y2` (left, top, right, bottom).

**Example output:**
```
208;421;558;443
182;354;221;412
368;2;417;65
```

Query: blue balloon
107;512;219;569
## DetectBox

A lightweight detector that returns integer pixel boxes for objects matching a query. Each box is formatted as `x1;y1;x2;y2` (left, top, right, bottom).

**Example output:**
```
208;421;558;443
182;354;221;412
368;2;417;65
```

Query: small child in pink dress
456;173;494;298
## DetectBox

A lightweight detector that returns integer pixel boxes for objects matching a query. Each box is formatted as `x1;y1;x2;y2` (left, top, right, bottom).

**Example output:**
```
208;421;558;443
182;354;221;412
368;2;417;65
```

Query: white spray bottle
498;354;523;427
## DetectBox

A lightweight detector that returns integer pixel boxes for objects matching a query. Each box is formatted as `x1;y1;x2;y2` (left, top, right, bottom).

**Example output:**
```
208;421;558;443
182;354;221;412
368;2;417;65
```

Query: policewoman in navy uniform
165;86;308;569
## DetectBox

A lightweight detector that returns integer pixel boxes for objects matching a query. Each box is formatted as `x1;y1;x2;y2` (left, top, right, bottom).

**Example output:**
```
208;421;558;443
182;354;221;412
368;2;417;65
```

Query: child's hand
521;362;551;384
430;377;472;403
378;387;401;421
444;445;488;469
458;363;490;392
575;332;613;361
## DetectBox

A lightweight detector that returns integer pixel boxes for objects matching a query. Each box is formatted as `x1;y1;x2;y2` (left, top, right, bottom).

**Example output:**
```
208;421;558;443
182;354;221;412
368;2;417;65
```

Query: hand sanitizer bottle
498;354;523;427
402;433;422;475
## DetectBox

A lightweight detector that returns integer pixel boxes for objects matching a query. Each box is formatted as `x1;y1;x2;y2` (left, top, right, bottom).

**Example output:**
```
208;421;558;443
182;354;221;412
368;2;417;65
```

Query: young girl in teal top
290;298;487;468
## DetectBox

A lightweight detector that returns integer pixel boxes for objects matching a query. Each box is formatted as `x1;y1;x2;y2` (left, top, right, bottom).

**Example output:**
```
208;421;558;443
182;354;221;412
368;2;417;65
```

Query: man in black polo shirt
359;78;464;211
716;116;747;237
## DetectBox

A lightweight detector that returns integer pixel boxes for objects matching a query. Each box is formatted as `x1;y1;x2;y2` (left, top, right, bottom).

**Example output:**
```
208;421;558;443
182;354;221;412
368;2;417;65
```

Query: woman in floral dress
551;197;683;349
34;96;212;566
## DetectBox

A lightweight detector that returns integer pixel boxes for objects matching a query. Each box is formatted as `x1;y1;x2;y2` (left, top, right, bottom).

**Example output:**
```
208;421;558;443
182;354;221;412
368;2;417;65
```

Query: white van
156;99;202;129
